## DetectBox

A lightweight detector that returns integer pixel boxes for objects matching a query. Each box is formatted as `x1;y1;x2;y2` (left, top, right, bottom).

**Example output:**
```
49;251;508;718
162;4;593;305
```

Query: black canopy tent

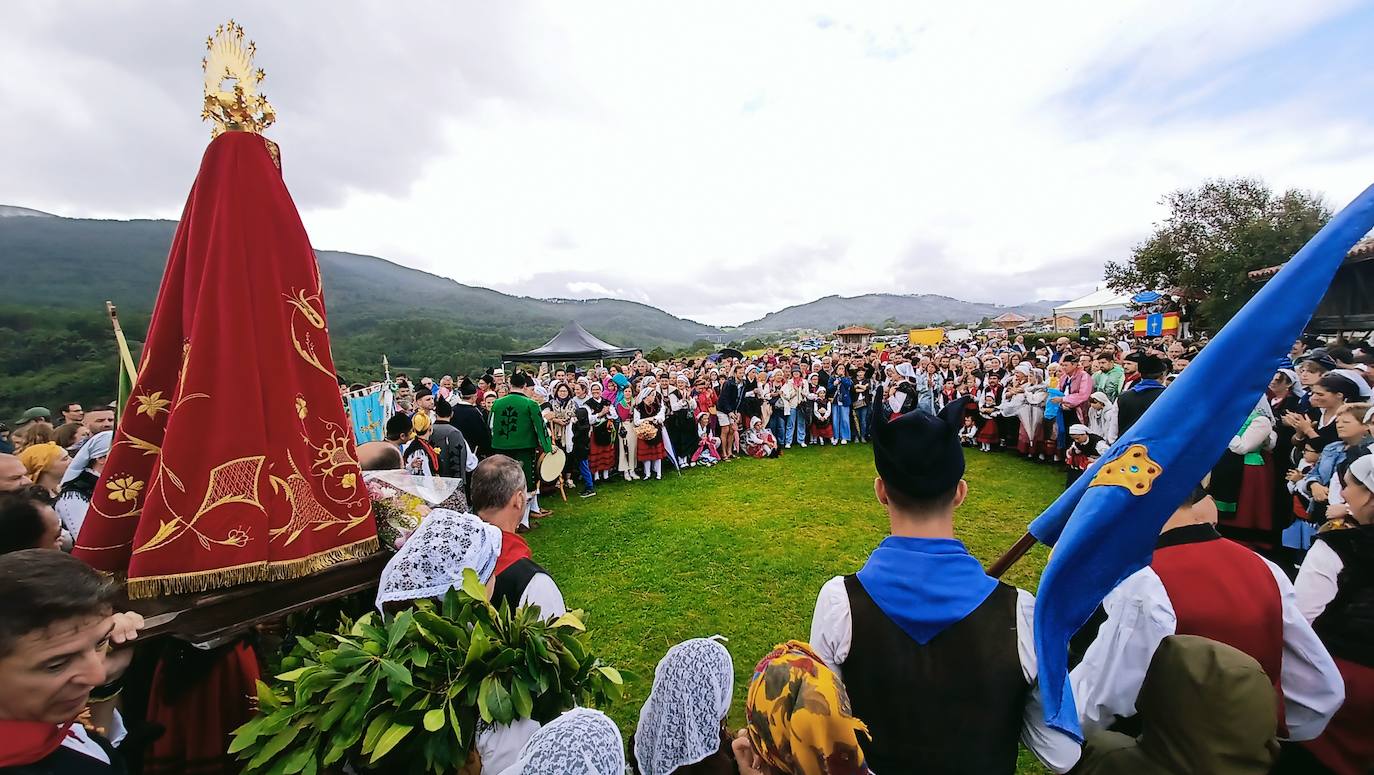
501;321;638;362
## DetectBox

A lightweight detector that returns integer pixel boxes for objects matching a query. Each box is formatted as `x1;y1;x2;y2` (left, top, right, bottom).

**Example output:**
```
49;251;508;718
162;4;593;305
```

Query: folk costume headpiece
872;408;964;500
744;641;871;775
72;22;376;596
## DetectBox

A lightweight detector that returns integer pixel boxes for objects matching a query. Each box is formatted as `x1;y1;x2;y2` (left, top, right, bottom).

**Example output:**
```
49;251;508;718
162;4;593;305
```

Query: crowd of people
2;330;1373;774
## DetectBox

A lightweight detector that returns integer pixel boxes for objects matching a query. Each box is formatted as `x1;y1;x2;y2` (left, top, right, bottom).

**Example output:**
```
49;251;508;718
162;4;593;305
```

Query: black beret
459;377;478;397
873;409;965;500
510;371;531;388
434;397;453;417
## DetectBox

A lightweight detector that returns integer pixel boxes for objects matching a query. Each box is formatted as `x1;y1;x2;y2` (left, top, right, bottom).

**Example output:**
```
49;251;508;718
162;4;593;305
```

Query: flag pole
986;532;1037;578
107;301;139;380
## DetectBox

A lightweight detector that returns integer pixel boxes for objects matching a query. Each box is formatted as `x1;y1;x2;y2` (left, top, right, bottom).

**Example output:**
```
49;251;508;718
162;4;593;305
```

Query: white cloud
2;1;1371;326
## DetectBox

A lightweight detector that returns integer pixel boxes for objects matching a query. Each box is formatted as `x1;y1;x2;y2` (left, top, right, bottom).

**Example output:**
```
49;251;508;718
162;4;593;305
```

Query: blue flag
346;386;391;444
1029;183;1374;740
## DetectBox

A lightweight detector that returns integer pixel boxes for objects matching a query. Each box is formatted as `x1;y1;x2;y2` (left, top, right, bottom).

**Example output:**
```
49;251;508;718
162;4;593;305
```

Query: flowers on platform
107;476;145;503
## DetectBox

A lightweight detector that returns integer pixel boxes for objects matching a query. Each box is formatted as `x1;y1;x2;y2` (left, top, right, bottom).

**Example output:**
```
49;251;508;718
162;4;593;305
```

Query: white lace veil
633;637;734;775
498;707;625;775
375;508;502;611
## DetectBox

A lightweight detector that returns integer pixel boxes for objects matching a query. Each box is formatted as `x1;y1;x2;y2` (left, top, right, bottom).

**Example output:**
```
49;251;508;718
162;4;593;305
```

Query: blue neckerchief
1131;379;1164;393
855;536;998;645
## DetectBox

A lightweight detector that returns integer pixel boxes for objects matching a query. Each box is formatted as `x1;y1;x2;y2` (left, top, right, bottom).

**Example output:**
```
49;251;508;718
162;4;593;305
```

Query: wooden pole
986;532;1039;578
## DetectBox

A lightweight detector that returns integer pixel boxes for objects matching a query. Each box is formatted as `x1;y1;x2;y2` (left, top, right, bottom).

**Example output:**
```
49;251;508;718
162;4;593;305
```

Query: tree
1078;313;1093;325
644;346;670;362
1104;177;1330;329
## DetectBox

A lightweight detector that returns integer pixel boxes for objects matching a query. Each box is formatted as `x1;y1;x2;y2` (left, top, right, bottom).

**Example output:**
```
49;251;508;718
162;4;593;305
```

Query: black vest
1;734;124;775
842;575;1028;775
1313;525;1374;667
493;558;548;613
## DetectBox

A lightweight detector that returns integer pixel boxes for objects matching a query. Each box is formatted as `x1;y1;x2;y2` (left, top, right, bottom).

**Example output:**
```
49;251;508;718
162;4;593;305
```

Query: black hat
872;409;965;500
459;377;478;397
1134;353;1167;378
434;397;453;418
510;371;531;389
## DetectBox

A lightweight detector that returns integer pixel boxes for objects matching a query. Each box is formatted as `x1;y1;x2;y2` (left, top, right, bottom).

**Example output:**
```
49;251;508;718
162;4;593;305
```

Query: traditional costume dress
1291;459;1374;774
1213;403;1280;556
1065;425;1109;486
665;384;697;466
743;417;779;458
633;393;668;479
809;410;1080;775
585;397;616;478
810;396;834;442
974;398;1001;449
1070;522;1344;744
55;430;112;538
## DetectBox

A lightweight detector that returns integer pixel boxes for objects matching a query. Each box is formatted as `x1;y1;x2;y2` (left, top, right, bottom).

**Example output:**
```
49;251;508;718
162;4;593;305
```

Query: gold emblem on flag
202;19;276;137
1089;444;1162;495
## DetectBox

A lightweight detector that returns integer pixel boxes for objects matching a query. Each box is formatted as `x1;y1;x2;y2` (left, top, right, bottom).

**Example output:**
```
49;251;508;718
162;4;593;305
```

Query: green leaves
232;575;628;774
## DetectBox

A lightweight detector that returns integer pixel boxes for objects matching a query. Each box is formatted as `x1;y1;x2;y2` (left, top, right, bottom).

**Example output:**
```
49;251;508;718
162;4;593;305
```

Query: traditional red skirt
1017;423;1042;456
975;418;999;445
811;419;833;439
589;434;616;472
637;430;667;462
1302;657;1374;775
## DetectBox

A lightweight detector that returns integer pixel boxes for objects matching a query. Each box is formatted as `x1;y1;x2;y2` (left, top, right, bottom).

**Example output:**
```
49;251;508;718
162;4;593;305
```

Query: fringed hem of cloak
124;535;379;599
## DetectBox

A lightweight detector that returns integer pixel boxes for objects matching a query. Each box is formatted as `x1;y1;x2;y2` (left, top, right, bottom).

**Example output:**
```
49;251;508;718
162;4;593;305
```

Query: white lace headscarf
633;637;734;775
498;707;625;775
375;508;502;611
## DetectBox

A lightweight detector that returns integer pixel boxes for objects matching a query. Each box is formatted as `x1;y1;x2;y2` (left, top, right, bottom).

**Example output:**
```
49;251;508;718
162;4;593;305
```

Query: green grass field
528;442;1062;773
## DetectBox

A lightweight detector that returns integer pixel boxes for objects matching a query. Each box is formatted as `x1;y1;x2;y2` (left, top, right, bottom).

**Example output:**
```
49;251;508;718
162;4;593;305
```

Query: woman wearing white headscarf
999;364;1048;458
498;707;626;775
375;508;503;610
635;378;668;480
55;429;112;537
631;638;736;775
1086;391;1119;444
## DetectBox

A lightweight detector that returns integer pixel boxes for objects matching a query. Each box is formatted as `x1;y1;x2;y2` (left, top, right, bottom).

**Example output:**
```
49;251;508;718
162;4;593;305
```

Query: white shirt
810;577;1081;774
59;713;125;765
1069;558;1344;741
1293;539;1344;623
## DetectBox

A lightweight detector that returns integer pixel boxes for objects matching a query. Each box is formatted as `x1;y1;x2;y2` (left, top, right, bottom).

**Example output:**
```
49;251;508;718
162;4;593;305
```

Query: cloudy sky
3;2;1373;326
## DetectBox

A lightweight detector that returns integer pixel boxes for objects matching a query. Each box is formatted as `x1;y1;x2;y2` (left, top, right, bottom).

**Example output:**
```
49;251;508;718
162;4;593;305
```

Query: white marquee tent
1053;288;1133;328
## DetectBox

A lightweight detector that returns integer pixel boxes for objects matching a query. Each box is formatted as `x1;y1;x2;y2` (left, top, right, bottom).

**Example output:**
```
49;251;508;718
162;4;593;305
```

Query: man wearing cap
808;409;1080;774
15;407;51;430
489;371;553;530
1070;482;1343;746
1116;353;1168;436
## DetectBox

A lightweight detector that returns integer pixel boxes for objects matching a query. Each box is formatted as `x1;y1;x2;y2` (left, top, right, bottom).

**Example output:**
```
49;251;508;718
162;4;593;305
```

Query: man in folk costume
1069;482;1344;745
808;409;1080;774
1115;352;1168;436
451;378;493;459
72;24;376;773
0;551;146;775
488;371;552;530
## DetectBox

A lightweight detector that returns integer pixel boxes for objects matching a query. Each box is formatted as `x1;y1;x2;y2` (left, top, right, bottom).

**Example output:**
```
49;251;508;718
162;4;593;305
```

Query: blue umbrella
1131;290;1161;303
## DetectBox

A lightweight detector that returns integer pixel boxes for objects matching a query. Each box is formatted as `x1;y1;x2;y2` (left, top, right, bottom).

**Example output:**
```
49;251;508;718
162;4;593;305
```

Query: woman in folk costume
585;380;617;481
745;416;781;459
634;379;668;480
630;638;736;775
55;430;113;538
692;412;722;466
498;707;625;775
375;508;502;611
890;363;919;416
544;381;578;487
732;641;871;775
403;411;440;478
998;365;1047;458
810;387;834;445
613;373;639;481
1212;397;1281;557
1289;454;1374;775
1269;369;1305;531
1064;422;1109;486
1086;391;1119;444
666;375;699;469
1298;403;1373;523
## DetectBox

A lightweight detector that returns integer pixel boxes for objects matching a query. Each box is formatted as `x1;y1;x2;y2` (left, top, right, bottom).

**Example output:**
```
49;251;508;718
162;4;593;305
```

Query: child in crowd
959;414;978;446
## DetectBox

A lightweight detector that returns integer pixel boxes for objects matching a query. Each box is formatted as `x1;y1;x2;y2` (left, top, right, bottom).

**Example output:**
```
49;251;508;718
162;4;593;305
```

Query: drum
538;447;567;483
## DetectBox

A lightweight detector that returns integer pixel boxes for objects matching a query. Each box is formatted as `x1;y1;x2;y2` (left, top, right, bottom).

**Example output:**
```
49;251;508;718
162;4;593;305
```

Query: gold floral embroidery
340;472;356;489
107;477;145;503
295;395;308;420
135;391;171;419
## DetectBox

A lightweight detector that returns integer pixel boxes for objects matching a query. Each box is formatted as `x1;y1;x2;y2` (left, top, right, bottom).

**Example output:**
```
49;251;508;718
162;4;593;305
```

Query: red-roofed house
832;325;876;346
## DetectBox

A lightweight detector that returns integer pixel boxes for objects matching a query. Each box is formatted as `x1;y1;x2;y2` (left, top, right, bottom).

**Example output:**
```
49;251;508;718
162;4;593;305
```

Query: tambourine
538;447;567;482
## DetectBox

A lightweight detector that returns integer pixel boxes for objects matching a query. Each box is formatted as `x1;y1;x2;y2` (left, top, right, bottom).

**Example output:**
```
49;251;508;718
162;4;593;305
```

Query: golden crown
201;20;276;137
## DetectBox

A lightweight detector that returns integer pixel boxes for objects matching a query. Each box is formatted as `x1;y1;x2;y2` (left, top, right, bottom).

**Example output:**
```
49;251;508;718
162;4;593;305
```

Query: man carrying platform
809;408;1080;774
489;371;553;531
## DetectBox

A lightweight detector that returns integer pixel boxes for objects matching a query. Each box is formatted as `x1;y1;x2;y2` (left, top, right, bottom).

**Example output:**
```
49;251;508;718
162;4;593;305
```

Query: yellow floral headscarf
18;442;65;480
744;641;871;775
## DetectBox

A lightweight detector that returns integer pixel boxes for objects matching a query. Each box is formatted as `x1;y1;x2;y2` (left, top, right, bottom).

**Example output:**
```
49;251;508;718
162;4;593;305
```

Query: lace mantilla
633;637;734;775
501;707;625;774
375;508;501;610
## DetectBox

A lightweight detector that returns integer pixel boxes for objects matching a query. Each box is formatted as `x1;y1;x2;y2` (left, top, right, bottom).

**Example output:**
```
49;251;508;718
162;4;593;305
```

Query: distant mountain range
0;206;1059;345
730;294;1062;335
